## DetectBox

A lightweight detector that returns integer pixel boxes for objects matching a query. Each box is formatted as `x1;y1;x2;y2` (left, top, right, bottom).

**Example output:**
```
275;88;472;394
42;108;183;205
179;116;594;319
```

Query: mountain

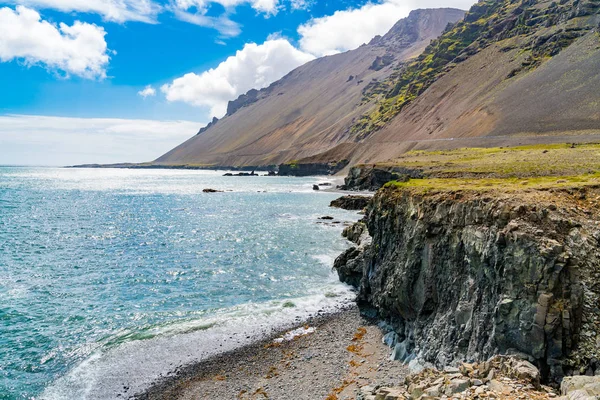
155;0;600;171
333;0;600;166
153;8;467;168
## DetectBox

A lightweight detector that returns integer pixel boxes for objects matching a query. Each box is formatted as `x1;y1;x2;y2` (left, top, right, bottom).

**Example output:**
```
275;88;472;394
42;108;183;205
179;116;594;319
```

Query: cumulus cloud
0;6;110;79
161;39;315;117
0;114;202;165
297;0;475;57
5;0;162;23
298;1;411;57
138;85;157;98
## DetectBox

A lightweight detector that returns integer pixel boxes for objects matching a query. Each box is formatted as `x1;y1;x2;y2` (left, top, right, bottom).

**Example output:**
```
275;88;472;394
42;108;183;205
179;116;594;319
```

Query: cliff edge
334;146;600;383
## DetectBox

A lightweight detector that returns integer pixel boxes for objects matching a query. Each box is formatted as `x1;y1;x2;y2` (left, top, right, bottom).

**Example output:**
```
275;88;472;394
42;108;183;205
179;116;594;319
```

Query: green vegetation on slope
350;0;600;141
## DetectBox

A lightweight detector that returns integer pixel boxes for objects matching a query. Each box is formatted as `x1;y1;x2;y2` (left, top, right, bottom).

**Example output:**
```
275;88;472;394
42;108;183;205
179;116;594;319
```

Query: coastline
129;190;376;399
134;306;408;400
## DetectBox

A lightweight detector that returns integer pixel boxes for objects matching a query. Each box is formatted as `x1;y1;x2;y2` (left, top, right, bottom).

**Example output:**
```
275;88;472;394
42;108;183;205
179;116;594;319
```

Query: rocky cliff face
277;160;348;177
335;186;600;382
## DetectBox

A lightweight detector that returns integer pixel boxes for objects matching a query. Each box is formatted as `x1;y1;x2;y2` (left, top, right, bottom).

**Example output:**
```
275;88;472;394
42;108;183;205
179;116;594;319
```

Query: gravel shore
135;306;408;400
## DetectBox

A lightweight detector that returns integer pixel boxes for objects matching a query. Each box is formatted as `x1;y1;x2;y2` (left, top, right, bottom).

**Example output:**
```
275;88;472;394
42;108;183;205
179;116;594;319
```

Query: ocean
0;167;357;399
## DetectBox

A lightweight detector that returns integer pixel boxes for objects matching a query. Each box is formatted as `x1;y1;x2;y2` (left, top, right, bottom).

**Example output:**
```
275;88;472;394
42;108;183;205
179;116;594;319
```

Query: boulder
561;376;600;397
514;359;541;387
341;166;414;191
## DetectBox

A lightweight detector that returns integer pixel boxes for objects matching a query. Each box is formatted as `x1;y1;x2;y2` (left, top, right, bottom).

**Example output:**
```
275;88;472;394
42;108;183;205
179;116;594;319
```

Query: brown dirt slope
351;31;600;165
153;8;466;167
332;0;600;166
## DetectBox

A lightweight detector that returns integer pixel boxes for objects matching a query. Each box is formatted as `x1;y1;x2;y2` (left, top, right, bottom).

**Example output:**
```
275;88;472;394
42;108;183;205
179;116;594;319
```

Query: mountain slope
153;8;466;168
325;0;600;165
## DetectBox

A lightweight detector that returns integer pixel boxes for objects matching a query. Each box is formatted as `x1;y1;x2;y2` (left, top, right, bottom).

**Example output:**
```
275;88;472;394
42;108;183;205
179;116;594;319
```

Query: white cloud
173;0;279;15
0;6;110;79
297;0;474;57
289;0;311;10
172;8;241;37
5;0;162;23
0;114;202;165
298;1;411;57
170;0;280;36
161;39;314;117
138;85;157;98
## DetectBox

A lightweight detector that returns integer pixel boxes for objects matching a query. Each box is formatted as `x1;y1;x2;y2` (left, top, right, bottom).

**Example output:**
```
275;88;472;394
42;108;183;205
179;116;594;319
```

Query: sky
0;0;475;165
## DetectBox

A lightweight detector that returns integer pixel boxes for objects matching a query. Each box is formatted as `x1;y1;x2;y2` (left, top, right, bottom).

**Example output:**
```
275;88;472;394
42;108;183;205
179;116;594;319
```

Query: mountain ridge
153;8;467;168
154;0;600;172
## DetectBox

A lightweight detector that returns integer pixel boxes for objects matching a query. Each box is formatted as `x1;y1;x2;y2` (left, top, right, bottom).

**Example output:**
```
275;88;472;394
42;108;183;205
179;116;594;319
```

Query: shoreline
134;305;408;400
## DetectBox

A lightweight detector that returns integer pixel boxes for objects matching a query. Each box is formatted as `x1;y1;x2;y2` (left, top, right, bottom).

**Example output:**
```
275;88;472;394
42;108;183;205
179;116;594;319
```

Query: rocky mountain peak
376;8;466;52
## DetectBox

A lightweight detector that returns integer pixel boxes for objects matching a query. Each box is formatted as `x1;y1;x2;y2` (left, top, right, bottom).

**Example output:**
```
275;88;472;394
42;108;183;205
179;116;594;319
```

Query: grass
385;173;600;193
378;143;600;193
379;143;600;178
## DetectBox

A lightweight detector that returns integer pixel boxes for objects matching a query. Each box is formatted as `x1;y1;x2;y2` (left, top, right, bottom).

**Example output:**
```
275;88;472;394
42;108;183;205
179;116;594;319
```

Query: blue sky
0;0;474;165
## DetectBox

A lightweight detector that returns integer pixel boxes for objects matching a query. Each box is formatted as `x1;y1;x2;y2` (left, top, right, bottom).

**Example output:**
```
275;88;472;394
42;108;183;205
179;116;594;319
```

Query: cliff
335;181;600;383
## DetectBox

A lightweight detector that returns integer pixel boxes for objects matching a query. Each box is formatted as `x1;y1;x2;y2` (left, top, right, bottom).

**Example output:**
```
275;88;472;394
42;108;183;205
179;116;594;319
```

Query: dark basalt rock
334;187;600;383
330;195;371;210
203;189;223;193
226;89;259;116
313;185;320;191
278;160;349;177
224;171;259;177
341;166;418;191
197;117;219;135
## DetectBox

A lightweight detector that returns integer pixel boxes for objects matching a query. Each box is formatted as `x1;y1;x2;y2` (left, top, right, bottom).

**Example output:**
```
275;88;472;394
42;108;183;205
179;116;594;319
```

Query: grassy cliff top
381;143;600;193
380;143;600;177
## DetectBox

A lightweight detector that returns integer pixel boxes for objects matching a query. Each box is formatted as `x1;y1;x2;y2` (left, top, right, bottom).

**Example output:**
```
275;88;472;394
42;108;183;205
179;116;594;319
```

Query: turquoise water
0;168;356;399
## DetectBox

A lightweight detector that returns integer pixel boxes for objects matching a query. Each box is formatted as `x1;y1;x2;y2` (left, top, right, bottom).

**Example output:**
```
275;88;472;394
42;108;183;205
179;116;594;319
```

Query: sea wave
40;283;355;400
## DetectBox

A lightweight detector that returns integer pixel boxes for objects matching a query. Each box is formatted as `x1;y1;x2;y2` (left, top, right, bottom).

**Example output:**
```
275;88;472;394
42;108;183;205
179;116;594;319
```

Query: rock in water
313;184;320;191
330;195;371;210
202;188;223;193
